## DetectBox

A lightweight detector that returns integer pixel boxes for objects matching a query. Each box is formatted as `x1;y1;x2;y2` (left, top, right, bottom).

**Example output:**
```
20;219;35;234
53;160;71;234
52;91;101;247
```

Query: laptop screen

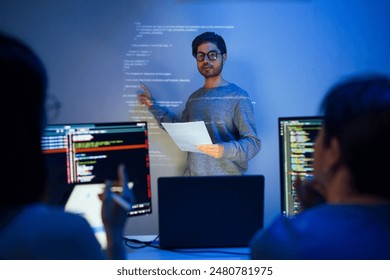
157;175;264;249
278;116;323;217
41;121;152;217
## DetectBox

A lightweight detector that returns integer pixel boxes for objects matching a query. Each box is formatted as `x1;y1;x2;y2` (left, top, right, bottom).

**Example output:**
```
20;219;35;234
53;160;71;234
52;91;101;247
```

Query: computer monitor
41;121;151;217
278;116;323;217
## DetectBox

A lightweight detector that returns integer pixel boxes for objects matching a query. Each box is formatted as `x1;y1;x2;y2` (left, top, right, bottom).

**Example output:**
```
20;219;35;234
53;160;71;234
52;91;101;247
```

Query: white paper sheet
162;121;212;153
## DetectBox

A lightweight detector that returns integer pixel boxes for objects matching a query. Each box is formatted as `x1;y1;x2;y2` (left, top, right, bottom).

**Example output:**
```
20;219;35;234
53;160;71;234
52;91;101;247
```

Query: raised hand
138;83;154;108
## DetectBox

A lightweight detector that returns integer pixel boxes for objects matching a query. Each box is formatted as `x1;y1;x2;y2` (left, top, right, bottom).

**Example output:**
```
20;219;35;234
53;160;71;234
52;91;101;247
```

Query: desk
124;235;250;260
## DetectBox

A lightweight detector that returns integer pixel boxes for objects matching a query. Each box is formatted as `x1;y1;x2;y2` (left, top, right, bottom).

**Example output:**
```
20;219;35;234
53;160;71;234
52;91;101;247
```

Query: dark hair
192;31;227;58
320;74;390;198
0;32;47;207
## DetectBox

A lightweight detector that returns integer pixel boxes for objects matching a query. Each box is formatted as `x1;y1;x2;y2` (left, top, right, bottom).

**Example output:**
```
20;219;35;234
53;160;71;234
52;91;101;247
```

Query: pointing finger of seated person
100;176;127;260
100;164;134;231
101;179;126;229
117;164;136;204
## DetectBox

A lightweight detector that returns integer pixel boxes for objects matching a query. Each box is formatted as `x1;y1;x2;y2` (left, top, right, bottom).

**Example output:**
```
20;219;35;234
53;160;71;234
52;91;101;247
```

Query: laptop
157;175;264;249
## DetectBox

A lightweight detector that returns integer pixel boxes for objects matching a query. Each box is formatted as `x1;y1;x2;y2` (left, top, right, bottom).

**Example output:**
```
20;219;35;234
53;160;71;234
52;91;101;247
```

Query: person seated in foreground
0;32;132;259
250;73;390;260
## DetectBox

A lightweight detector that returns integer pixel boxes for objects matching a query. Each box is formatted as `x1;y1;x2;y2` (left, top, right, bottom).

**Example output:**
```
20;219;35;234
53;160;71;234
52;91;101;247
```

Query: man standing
138;31;261;176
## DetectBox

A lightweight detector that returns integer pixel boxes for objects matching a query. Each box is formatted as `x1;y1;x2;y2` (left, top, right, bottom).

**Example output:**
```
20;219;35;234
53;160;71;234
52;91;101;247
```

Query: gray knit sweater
149;83;261;175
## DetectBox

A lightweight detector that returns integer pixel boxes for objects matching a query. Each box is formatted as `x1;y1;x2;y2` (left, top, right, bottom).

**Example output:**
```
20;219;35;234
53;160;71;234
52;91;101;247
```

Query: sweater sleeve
222;95;261;162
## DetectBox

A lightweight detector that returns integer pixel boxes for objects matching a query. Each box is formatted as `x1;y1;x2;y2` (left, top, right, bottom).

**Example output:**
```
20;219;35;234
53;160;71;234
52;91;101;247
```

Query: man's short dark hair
192;32;227;58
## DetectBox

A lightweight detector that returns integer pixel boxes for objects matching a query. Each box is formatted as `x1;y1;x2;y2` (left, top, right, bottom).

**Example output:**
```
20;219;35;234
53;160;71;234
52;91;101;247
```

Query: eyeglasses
195;51;222;62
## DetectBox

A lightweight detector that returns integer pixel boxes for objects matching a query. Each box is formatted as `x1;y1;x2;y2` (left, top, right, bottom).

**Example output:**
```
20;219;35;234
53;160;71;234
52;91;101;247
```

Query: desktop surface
124;235;250;260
